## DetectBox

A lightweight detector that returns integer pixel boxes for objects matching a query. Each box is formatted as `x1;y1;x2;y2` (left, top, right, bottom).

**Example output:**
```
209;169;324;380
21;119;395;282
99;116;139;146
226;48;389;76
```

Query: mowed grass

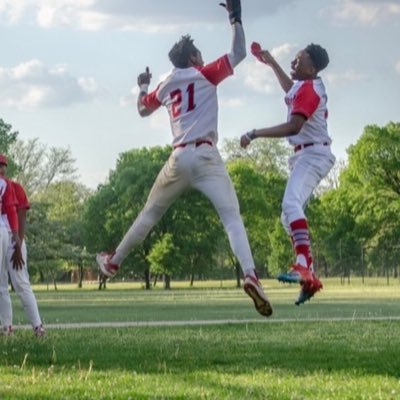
1;279;400;399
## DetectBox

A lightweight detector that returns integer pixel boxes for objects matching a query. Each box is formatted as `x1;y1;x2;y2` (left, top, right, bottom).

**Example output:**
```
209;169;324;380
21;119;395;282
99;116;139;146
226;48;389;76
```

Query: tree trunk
164;274;171;290
51;271;58;291
78;260;83;288
235;262;241;288
144;267;151;290
190;273;195;287
153;274;158;287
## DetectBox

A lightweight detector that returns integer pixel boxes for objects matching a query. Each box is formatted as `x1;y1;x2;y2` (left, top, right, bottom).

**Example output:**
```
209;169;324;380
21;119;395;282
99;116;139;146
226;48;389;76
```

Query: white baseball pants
0;239;42;329
0;227;12;328
114;143;255;275
281;145;336;233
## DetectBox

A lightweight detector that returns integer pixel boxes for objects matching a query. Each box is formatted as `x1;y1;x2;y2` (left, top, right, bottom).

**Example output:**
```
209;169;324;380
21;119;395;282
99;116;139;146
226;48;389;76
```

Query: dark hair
305;43;329;72
168;35;199;68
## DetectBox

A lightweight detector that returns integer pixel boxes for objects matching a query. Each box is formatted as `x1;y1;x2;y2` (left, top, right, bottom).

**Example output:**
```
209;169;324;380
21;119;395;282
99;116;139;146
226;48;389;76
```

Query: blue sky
0;0;399;189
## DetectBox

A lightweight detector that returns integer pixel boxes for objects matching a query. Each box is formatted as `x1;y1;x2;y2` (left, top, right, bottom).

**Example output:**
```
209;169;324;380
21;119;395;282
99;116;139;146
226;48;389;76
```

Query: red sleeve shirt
290;80;320;119
197;54;233;86
1;178;19;232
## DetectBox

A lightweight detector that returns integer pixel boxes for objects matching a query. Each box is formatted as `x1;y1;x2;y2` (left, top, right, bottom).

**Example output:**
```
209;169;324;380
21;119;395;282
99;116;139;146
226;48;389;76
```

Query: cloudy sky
0;0;399;188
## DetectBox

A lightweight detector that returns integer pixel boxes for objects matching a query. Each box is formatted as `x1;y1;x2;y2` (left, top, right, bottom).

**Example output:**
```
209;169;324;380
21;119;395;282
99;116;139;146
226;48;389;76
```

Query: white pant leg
7;240;42;328
0;228;12;328
281;146;336;231
114;153;189;264
189;144;255;275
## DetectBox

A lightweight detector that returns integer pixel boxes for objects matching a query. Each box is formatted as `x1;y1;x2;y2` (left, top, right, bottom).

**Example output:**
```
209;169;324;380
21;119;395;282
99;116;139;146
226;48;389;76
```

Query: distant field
1;279;400;399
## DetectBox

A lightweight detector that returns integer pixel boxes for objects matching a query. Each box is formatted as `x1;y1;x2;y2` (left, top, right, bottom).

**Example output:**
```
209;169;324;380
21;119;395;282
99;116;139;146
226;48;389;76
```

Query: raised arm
137;67;156;117
251;42;293;93
220;0;246;68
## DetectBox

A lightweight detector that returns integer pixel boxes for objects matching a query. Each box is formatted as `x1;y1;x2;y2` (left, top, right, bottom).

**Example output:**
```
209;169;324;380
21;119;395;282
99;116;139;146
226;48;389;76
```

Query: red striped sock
290;219;312;268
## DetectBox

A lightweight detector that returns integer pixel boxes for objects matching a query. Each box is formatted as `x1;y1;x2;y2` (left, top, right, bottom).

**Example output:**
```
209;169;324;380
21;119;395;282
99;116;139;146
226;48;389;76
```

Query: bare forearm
252;122;299;139
241;114;306;148
17;209;26;242
227;22;246;68
137;87;151;117
269;59;293;93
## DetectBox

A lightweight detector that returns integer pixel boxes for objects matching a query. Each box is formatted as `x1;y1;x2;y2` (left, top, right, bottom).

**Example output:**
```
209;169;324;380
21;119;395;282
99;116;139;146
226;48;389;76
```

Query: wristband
246;129;257;141
139;83;149;93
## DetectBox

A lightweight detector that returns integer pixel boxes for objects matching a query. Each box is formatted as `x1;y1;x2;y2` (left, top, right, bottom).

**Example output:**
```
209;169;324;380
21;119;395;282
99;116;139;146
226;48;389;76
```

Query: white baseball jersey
142;55;233;146
285;78;332;146
0;178;6;228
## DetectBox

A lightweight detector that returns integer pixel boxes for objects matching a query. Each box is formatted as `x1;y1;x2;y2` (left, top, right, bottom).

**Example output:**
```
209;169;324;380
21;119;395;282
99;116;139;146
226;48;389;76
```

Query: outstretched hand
137;67;152;86
251;42;274;66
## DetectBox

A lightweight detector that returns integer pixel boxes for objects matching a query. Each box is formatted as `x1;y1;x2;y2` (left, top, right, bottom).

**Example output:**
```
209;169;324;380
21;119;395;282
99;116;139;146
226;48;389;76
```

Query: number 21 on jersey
170;83;196;118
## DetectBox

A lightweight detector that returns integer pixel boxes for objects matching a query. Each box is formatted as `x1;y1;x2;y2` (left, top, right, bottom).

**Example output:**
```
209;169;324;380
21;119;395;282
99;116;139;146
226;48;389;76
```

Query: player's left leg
0;228;13;335
191;145;272;317
97;150;189;278
279;148;335;303
7;241;44;336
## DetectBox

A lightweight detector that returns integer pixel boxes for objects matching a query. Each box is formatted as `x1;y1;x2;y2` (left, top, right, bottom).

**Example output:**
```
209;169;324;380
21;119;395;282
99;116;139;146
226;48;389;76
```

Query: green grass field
1;279;400;399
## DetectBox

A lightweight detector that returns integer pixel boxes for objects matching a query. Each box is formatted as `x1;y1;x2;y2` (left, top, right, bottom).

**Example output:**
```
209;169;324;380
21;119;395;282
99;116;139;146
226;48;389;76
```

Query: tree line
1;118;399;289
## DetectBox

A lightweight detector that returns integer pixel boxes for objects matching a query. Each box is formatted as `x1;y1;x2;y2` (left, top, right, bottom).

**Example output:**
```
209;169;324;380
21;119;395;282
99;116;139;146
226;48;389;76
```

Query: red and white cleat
295;273;323;306
96;252;119;278
2;325;14;336
243;274;273;317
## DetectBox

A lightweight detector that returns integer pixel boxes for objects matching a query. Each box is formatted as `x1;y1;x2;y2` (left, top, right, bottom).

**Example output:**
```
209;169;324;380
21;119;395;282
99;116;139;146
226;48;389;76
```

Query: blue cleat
277;264;313;285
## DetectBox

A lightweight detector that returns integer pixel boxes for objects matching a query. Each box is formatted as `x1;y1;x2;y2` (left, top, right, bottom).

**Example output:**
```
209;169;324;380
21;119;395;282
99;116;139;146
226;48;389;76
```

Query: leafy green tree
0;118;19;175
222;137;290;176
147;233;183;289
10;138;78;195
27;181;91;287
227;159;286;280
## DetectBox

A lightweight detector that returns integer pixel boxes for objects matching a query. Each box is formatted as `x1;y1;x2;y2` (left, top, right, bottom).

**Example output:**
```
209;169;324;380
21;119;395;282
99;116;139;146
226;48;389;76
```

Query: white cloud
325;70;367;85
220;97;245;108
330;0;400;25
0;59;103;108
0;0;296;31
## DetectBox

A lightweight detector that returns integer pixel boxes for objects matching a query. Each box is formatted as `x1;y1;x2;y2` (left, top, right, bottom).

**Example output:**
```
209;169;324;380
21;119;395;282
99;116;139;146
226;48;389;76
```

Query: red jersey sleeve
198;55;234;86
291;81;320;119
2;179;19;232
12;181;30;210
141;87;162;112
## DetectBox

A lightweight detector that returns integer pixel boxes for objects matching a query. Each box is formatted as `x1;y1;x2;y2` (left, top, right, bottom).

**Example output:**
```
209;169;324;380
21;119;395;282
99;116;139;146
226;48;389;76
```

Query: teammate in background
97;0;272;317
0;154;45;337
240;42;335;305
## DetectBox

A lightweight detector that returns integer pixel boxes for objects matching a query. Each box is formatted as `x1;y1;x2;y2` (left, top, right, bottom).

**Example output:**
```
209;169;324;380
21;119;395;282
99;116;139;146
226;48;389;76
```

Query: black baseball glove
219;0;242;25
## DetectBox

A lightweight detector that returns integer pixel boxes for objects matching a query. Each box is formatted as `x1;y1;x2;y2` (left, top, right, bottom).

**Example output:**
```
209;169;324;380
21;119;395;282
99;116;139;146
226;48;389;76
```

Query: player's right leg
97;153;188;278
7;241;44;335
191;146;272;317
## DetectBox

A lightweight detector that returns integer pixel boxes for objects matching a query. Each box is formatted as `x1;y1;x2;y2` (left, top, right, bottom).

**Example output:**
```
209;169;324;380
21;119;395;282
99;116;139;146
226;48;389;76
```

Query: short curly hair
305;43;329;72
168;35;199;68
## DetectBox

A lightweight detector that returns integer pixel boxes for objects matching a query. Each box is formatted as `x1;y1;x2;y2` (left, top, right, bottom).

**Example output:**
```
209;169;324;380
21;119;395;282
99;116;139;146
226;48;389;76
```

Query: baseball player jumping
241;42;335;305
97;0;272;317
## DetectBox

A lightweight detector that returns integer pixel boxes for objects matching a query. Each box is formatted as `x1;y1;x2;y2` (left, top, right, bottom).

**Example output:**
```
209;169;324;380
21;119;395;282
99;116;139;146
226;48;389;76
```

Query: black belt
174;140;213;150
294;142;329;152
